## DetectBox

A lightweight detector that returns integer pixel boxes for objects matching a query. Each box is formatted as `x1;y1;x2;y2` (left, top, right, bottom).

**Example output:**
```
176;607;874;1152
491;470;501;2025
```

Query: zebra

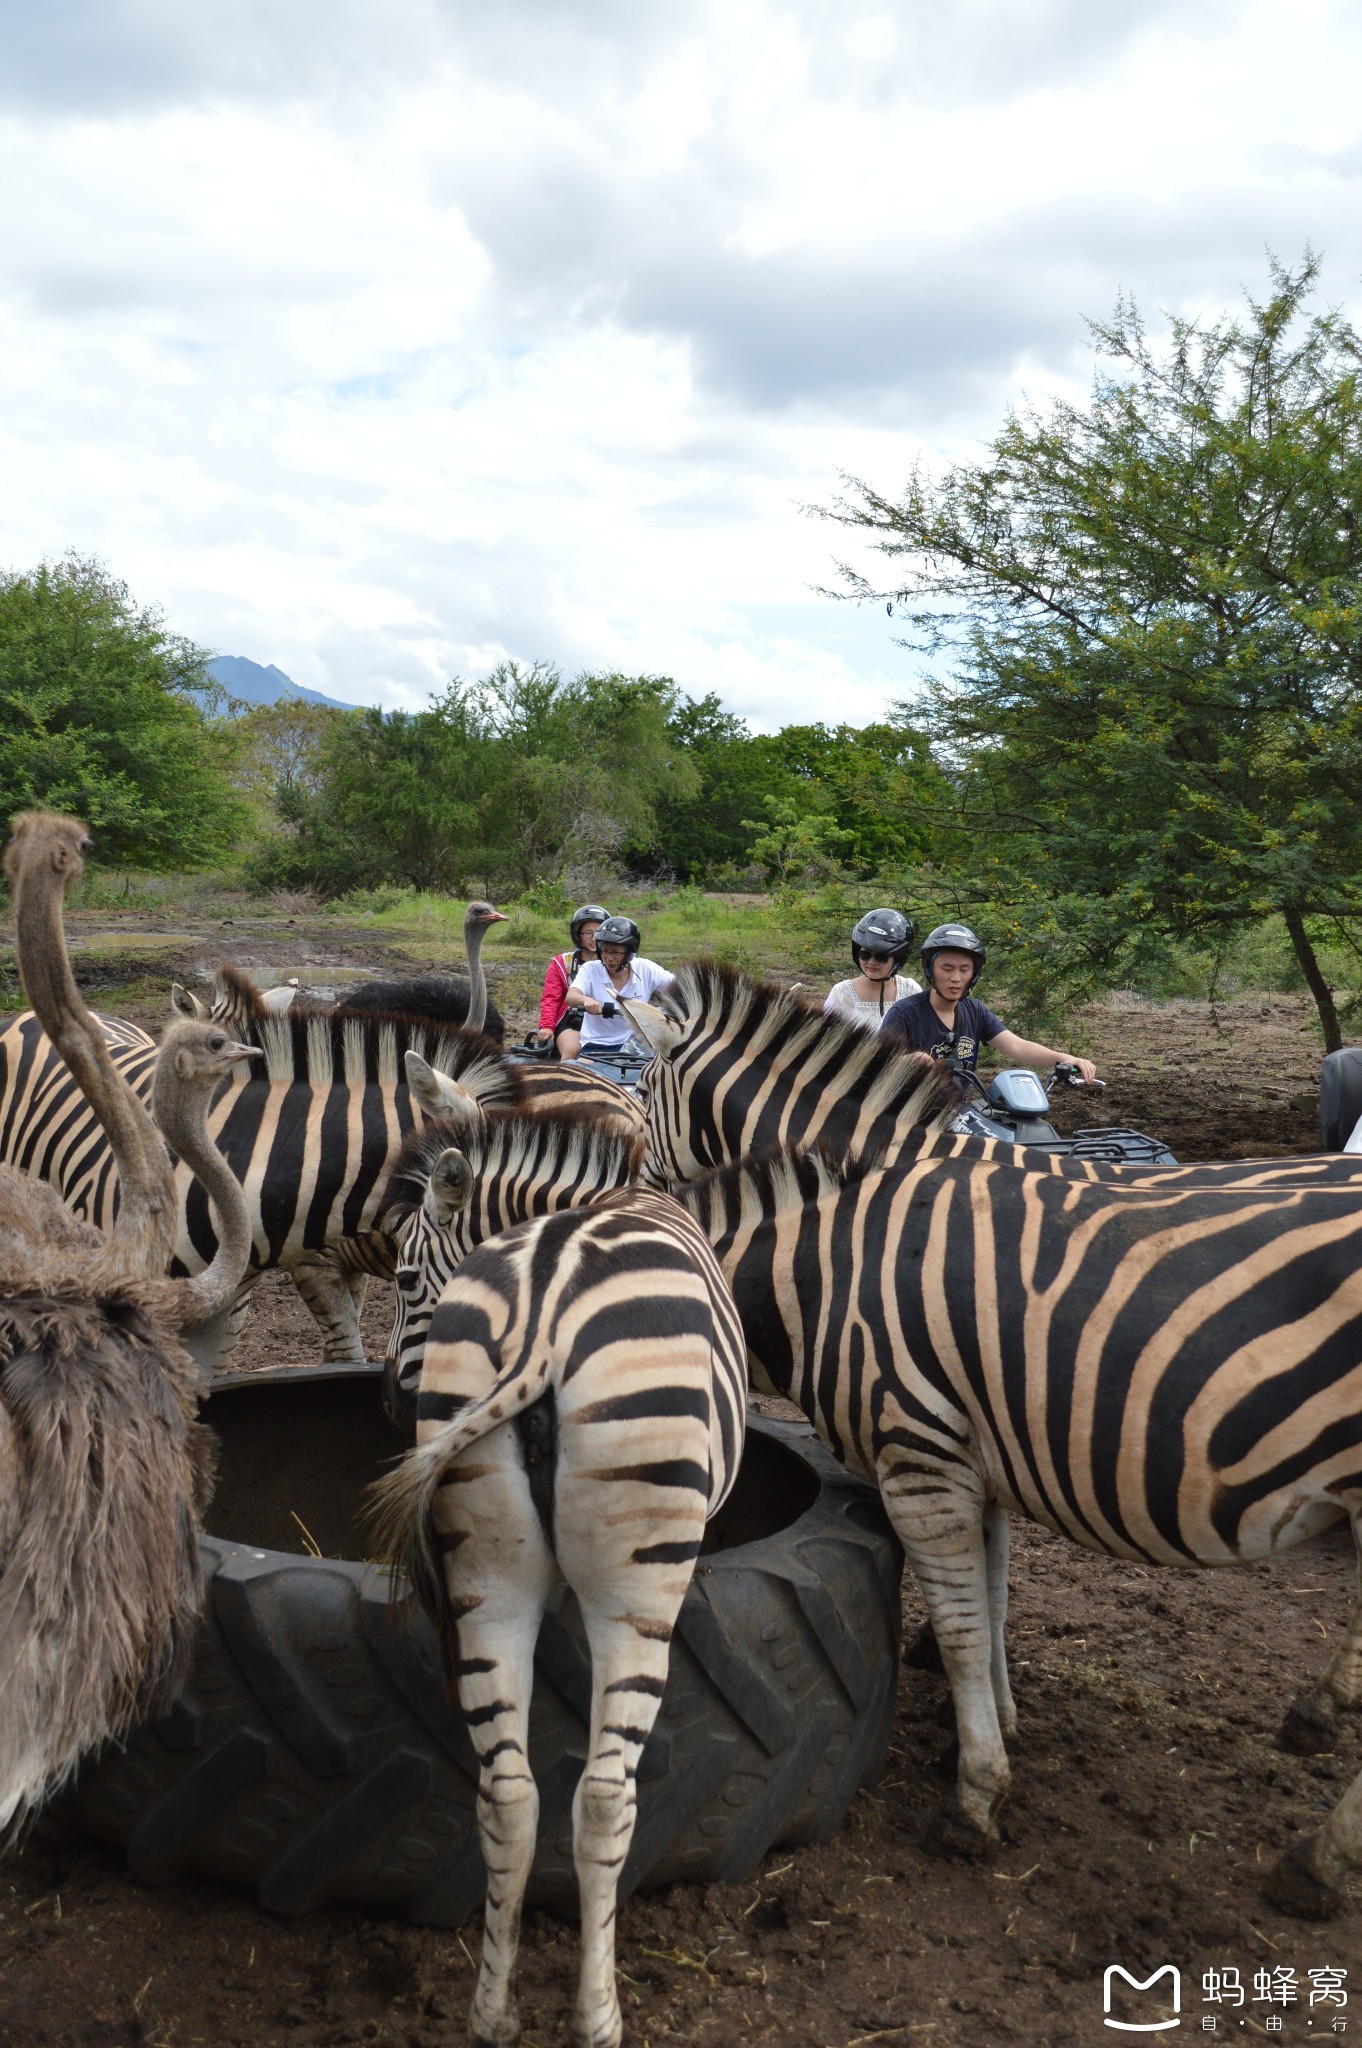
669;1136;1362;1917
620;960;1362;1198
368;1189;746;2048
380;1054;644;1424
200;962;645;1136
0;999;521;1368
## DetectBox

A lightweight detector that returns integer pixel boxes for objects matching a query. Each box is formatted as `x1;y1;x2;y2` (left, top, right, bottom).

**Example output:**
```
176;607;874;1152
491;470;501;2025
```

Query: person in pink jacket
536;904;608;1061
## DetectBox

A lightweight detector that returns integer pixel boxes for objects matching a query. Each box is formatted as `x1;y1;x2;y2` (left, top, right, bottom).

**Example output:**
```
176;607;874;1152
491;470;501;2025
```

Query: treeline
0;560;951;895
7;259;1362;1044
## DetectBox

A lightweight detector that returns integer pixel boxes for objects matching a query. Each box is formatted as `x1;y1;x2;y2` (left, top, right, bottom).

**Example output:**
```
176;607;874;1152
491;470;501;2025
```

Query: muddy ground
1;930;1354;2048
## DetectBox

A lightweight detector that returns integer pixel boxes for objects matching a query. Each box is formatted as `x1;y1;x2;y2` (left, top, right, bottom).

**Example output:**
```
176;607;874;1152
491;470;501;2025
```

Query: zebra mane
253;1009;526;1096
202;964;518;1093
208;963;269;1028
675;1139;882;1231
658;959;956;1130
381;1102;643;1221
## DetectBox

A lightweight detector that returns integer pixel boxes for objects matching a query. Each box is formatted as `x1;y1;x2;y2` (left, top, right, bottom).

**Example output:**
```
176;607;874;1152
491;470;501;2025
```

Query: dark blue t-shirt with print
880;990;1006;1077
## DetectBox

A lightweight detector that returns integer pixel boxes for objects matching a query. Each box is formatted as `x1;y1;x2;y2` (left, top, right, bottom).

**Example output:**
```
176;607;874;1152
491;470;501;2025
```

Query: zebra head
385;1142;478;1427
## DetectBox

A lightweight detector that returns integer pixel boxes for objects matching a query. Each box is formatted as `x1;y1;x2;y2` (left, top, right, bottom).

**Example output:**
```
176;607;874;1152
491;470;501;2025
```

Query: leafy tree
233;700;348;822
252;664;701;897
0;555;248;867
821;256;1362;1046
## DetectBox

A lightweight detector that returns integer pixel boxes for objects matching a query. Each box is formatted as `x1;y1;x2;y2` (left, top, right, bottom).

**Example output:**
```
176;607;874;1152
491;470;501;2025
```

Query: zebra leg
555;1469;704;2048
440;1445;557;2048
879;1465;1008;1856
287;1249;367;1363
1280;1516;1362;1754
983;1503;1017;1743
1265;1755;1362;1920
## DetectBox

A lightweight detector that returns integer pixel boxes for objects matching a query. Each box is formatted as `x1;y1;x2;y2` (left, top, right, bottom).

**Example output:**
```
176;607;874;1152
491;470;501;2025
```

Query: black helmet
851;908;914;972
570;903;609;948
595;915;641;960
920;922;986;991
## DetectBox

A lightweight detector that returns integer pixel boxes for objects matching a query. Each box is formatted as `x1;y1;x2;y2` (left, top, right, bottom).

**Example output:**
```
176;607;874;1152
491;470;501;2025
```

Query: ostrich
0;809;260;1841
340;898;508;1039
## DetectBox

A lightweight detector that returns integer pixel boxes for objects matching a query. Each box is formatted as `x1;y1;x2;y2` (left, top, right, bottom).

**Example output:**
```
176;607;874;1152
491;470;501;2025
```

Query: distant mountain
205;656;354;712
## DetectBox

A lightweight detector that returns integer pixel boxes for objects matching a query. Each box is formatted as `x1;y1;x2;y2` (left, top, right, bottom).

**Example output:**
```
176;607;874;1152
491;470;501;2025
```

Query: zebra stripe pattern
380;1094;643;1424
623;961;1362;1198
675;1140;1362;1916
0;1002;520;1366
369;1189;746;2048
621;959;957;1186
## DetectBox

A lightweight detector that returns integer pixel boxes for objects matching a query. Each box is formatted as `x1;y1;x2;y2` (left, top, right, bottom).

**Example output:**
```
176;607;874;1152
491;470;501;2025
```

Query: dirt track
2;953;1355;2048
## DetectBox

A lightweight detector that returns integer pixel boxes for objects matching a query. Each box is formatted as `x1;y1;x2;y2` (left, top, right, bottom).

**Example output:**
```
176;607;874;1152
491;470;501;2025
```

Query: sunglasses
860;950;894;965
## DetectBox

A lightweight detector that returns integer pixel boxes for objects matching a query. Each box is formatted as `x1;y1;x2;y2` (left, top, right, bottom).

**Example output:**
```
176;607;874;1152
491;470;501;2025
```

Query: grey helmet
570;903;609;949
594;915;641;961
920;922;986;992
851;908;915;972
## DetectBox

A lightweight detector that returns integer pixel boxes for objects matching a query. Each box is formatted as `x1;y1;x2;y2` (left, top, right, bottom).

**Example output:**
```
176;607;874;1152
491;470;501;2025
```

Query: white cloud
0;0;1359;727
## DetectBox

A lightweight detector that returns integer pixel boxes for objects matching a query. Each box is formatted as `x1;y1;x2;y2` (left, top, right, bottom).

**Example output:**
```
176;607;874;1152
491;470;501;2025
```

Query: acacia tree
821;256;1362;1045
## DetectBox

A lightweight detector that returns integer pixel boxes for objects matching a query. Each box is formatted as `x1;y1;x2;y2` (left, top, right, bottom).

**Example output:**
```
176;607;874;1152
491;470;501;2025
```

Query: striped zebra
203;962;645;1140
621;960;1362;1197
381;1058;644;1423
671;1138;1362;1917
368;1189;746;2048
0;1000;520;1367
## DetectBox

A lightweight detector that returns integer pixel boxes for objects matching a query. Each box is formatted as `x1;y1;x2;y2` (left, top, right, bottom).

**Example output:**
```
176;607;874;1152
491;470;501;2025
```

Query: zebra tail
366;1355;556;1677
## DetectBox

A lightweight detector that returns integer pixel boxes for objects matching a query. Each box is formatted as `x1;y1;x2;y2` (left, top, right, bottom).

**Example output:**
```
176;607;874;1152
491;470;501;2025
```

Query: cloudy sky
2;0;1360;725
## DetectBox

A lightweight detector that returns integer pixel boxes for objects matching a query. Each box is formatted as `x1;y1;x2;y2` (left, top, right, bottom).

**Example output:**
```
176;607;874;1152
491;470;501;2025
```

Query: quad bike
509;1002;654;1092
947;1061;1179;1166
1320;1048;1362;1152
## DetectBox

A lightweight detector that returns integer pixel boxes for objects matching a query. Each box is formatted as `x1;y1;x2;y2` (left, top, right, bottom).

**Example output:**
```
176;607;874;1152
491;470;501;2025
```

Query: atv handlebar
1051;1062;1105;1092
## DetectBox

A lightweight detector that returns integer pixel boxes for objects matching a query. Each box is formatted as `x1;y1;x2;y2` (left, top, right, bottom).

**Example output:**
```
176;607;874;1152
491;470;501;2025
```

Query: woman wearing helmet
881;923;1097;1086
823;909;921;1032
565;915;672;1057
536;904;608;1061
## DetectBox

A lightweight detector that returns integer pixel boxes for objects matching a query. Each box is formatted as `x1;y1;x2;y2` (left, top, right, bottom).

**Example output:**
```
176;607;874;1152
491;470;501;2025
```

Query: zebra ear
618;998;682;1058
406;1051;484;1134
171;983;206;1020
425;1147;473;1225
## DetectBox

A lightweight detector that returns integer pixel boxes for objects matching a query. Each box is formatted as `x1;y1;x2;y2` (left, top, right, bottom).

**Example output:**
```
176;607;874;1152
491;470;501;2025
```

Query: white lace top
823;975;921;1033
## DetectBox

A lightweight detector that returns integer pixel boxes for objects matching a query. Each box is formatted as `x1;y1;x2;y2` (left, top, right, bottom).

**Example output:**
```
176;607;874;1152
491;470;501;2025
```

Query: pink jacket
539;951;577;1031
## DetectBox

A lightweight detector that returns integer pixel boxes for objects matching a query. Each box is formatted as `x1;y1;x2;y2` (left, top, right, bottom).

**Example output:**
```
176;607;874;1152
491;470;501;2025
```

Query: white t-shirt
569;956;672;1049
823;974;921;1033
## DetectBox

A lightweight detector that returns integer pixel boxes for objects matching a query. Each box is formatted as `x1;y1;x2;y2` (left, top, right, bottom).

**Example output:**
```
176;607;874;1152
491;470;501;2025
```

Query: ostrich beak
481;910;509;924
226;1042;264;1063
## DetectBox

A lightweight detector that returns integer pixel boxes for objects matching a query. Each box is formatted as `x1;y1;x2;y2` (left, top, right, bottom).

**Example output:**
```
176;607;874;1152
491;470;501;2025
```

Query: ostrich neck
14;848;176;1279
152;1079;253;1326
465;919;489;1034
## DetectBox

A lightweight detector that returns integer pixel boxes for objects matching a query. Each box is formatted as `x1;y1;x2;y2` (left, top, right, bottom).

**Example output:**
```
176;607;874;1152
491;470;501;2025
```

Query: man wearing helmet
536;904;608;1061
881;923;1098;1087
565;916;672;1057
824;909;921;1032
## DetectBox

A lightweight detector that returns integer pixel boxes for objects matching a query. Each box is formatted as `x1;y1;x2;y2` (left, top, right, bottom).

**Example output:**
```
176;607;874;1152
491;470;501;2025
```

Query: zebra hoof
1263;1842;1345;1922
904;1622;945;1673
470;2005;522;2048
1279;1698;1339;1756
920;1798;996;1863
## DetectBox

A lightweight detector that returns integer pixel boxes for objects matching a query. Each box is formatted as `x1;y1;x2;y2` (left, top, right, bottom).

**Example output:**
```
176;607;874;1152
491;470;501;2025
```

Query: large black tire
1320;1048;1362;1151
57;1368;903;1927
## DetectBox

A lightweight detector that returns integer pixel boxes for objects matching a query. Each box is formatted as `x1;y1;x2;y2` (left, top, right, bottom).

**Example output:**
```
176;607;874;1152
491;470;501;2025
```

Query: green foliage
233;699;347;824
822;254;1362;1045
0;555;249;866
252;663;698;897
652;694;951;882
